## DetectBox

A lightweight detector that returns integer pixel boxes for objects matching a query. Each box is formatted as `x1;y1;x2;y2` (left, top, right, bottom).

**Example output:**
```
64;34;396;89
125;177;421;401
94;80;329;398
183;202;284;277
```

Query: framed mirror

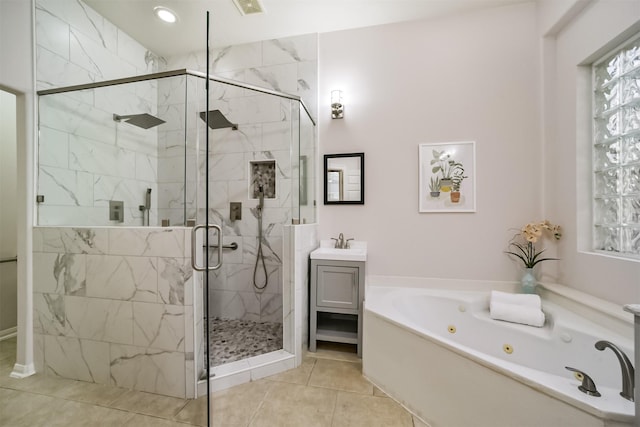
323;152;364;204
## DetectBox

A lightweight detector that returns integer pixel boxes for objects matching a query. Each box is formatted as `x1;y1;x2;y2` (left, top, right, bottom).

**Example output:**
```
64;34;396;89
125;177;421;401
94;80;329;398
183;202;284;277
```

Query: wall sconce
331;90;344;119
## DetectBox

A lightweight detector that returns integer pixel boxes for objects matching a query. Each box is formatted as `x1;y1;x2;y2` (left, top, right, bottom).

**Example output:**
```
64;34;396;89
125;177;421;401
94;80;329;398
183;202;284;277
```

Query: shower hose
253;205;268;290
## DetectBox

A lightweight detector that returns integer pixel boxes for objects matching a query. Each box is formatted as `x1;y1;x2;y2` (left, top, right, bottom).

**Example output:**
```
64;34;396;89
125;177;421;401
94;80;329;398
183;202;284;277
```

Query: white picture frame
419;141;476;213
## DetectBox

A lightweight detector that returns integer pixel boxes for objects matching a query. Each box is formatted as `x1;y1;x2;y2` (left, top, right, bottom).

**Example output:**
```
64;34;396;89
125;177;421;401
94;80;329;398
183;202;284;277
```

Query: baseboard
10;363;35;379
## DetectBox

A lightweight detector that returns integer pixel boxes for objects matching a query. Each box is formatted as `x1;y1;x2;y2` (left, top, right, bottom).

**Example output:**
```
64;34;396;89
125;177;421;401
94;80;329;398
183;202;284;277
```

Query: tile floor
0;339;428;426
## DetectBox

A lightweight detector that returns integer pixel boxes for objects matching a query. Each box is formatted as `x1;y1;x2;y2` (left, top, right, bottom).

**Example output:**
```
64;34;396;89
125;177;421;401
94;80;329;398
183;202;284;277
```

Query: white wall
540;0;640;305
536;0;591;37
0;0;35;375
0;90;18;334
318;2;541;281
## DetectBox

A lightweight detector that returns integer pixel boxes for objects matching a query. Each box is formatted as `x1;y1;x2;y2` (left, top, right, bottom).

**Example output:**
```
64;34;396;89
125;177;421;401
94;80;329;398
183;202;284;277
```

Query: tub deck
363;280;635;427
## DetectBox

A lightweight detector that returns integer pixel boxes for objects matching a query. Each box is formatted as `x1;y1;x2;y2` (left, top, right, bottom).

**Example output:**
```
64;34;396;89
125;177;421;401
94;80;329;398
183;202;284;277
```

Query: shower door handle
191;224;223;271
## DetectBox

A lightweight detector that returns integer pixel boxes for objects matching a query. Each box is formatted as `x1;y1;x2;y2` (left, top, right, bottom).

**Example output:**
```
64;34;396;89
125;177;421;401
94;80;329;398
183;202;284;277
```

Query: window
593;34;640;258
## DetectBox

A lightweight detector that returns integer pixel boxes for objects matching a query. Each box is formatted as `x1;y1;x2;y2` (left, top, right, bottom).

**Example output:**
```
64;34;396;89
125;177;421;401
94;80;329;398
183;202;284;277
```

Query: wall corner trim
543;0;593;37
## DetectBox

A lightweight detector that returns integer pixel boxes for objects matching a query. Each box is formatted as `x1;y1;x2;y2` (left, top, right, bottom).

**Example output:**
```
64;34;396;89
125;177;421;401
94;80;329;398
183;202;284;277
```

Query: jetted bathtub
362;279;635;427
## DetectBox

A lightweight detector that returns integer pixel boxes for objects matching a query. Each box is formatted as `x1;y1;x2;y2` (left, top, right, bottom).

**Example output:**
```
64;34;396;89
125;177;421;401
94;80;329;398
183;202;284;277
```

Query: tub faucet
595;340;635;401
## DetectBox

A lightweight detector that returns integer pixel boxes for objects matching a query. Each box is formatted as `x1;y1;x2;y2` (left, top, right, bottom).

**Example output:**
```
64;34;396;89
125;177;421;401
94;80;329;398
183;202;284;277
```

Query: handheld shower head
258;185;264;210
145;188;152;210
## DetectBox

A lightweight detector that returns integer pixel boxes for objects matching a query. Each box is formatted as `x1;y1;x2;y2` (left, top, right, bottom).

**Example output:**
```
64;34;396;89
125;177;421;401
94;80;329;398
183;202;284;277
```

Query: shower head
199;110;238;130
113;113;166;129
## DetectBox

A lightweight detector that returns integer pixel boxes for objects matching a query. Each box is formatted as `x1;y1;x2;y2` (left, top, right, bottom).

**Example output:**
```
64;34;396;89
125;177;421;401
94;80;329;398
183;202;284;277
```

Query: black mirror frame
323;152;365;205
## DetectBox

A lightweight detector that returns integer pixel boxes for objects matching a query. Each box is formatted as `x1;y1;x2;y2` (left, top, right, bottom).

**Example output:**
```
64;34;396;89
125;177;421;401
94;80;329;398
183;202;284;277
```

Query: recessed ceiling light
154;6;178;24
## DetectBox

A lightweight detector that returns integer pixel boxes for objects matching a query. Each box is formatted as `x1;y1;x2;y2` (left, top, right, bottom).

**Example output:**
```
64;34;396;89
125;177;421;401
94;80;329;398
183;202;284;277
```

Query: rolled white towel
491;290;541;310
490;300;545;328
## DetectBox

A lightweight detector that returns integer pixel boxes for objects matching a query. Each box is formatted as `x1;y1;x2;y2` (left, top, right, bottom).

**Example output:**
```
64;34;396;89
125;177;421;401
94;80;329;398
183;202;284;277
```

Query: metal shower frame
37;68;316;126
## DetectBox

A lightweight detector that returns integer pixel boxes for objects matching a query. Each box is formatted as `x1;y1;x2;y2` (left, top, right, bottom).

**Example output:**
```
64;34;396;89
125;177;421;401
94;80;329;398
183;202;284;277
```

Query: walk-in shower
35;68;316;399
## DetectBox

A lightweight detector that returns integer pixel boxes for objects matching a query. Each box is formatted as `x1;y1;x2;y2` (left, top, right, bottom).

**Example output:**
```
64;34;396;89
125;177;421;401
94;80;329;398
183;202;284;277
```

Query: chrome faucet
595;340;635;401
332;233;345;248
331;233;354;249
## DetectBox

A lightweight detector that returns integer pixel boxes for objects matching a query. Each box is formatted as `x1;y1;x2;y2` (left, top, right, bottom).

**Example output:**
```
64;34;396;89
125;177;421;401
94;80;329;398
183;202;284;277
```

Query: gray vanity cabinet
309;259;365;357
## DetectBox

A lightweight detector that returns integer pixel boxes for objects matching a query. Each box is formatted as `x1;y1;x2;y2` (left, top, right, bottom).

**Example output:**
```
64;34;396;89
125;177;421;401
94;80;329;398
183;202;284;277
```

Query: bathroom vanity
309;241;366;357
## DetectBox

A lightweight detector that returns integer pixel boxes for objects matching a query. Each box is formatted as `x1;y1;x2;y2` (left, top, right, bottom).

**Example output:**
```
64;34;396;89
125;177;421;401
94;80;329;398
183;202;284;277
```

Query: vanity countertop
310;240;367;262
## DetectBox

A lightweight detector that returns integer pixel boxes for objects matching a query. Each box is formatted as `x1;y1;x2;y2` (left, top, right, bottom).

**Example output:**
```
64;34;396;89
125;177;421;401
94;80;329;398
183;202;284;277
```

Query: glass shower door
190;54;315;425
186;69;226;427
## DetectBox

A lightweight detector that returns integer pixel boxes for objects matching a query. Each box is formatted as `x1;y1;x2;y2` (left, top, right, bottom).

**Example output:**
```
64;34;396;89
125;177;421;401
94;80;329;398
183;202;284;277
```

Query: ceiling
84;0;530;57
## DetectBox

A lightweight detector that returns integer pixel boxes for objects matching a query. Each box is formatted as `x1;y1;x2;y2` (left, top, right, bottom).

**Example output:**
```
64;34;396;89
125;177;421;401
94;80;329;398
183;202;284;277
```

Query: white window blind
593;34;640;258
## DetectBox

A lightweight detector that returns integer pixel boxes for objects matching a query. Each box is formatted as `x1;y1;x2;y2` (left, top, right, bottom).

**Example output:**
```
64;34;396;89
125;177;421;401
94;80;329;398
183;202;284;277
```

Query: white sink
310;241;367;262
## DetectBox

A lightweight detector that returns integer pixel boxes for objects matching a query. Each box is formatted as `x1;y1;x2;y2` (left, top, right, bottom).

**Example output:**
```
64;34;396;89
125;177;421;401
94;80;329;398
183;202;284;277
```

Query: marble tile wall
35;0;162;90
32;227;196;399
156;34;318;323
155;75;192;227
35;0;317;234
165;34;318;122
155;78;291;323
35;0;163;226
286;224;318;365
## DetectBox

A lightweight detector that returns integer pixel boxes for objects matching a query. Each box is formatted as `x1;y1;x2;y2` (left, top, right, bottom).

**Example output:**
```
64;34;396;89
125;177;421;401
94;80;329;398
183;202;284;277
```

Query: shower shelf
315;313;358;344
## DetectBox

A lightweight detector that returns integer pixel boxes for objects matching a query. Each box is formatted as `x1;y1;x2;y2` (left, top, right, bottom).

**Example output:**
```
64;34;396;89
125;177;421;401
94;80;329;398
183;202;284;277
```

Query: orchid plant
506;220;562;268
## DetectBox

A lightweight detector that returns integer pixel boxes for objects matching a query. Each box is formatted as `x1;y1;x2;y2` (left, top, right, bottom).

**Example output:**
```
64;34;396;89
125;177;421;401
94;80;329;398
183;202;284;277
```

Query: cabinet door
316;265;358;310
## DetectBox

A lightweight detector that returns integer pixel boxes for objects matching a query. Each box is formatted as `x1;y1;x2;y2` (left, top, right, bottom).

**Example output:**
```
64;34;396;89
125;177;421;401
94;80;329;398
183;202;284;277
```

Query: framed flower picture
419;141;476;213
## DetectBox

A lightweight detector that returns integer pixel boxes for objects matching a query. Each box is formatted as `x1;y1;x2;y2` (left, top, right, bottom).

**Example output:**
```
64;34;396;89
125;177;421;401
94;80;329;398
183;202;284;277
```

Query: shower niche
250;160;277;199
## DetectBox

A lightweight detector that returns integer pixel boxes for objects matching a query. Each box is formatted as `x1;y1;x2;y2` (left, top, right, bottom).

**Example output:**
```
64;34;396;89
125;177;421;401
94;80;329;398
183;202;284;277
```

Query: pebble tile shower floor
209;317;283;367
